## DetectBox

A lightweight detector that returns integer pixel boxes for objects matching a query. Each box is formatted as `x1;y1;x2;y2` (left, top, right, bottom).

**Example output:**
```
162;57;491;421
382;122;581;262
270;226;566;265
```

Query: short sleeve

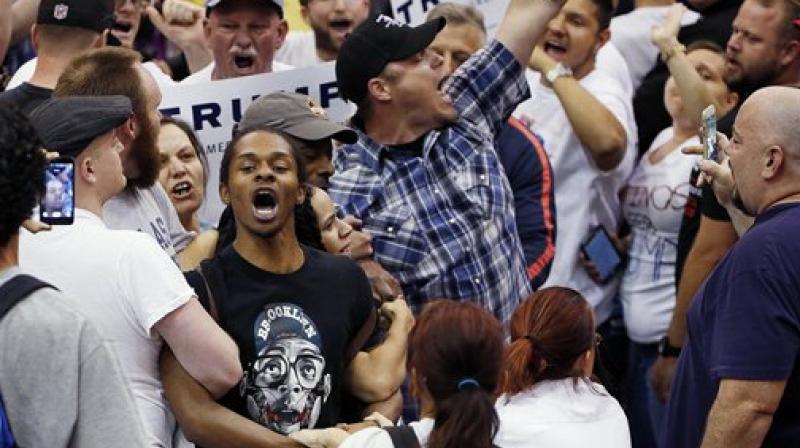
710;256;800;381
119;234;195;336
152;183;195;253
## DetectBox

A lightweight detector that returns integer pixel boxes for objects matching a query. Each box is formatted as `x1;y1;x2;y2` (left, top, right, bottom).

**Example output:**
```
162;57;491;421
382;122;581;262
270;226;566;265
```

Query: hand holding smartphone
40;157;75;225
580;226;625;284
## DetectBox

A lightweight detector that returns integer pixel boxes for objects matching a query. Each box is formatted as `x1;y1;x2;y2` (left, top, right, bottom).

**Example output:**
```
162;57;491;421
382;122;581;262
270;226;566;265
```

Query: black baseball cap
37;0;115;33
237;92;357;143
206;0;284;17
29;96;133;157
336;15;446;104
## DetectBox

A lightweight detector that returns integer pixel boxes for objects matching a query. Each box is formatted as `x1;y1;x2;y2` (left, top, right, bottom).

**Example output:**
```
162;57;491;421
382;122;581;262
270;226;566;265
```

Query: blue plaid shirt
329;40;532;326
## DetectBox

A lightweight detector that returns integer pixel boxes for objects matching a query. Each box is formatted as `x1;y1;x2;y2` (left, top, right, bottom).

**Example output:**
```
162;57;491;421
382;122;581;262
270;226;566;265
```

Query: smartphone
701;105;717;161
40;157;75;225
580;225;624;284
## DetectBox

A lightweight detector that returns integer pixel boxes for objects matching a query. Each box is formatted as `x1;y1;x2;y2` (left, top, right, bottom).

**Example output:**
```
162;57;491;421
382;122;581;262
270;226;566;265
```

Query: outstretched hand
651;3;685;49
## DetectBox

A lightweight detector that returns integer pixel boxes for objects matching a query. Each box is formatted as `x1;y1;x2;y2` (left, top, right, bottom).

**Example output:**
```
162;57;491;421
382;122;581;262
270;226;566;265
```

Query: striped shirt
329;40;532;326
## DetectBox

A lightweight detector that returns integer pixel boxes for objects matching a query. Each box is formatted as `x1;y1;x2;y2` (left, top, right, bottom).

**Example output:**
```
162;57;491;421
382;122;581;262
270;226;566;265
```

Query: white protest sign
390;0;509;37
158;62;353;229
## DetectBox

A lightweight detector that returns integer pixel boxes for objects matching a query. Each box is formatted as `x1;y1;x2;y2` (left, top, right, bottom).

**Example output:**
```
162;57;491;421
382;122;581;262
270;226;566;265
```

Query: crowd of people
0;0;799;447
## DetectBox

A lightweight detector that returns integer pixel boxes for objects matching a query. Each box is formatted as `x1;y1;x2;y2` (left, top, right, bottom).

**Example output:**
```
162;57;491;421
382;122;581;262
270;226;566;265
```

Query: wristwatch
658;336;682;358
545;62;573;83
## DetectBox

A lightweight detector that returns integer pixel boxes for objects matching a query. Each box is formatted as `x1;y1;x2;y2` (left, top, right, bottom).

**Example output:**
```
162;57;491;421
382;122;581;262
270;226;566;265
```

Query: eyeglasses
252;353;325;389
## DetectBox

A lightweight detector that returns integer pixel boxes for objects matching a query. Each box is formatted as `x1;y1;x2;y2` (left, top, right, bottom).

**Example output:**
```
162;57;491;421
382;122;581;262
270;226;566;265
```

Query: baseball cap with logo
336;15;446;104
205;0;284;17
236;92;357;143
36;0;115;33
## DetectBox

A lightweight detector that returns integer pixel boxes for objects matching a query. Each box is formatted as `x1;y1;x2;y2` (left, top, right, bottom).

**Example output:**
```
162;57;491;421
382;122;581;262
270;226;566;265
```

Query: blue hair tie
457;378;480;391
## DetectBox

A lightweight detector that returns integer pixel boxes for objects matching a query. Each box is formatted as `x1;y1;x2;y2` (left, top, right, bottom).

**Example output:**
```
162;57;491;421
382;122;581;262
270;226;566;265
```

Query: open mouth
544;40;568;59
329;18;353;35
171;181;193;199
252;188;278;222
112;21;133;33
233;54;255;70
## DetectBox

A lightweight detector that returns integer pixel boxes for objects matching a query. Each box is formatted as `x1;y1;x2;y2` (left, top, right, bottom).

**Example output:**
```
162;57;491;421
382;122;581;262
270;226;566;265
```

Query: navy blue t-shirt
665;203;800;447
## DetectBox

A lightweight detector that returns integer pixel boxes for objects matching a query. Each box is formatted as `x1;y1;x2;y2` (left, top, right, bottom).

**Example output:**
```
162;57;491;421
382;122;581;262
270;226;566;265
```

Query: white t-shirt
607;6;701;90
18;209;195;448
514;69;637;325
620;128;700;343
276;30;324;68
495;379;631;448
7;57;174;89
596;42;634;99
103;183;194;264
338;418;434;448
181;60;294;84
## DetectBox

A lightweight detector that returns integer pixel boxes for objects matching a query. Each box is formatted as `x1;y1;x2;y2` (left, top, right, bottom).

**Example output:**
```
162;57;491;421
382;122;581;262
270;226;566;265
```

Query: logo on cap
306;97;326;118
375;14;405;28
53;4;69;20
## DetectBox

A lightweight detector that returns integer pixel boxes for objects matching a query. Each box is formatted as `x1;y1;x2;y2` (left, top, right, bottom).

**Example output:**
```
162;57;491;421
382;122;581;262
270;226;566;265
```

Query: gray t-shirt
103;183;194;264
0;267;147;447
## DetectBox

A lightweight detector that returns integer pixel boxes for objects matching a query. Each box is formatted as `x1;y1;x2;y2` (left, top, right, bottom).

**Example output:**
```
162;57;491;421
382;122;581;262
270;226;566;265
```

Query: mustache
228;47;259;58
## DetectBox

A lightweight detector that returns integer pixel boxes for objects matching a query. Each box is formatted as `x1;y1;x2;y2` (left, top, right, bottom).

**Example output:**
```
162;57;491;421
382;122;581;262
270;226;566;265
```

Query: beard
126;118;160;189
731;187;756;217
727;62;780;96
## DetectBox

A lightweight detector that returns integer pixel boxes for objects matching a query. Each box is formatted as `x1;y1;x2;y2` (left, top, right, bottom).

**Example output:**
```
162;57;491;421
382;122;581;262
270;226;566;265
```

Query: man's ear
300;5;311;26
77;154;96;185
275;19;289;50
366;77;391;103
779;39;800;68
595;28;611;53
31;24;40;50
762;145;784;179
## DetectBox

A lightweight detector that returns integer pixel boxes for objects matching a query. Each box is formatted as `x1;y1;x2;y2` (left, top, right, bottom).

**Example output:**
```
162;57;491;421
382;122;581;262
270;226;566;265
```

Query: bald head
741;86;800;157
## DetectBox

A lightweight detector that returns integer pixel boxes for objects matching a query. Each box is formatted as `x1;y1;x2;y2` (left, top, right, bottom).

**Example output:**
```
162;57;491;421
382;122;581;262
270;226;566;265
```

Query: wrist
659;335;682;357
659;38;686;63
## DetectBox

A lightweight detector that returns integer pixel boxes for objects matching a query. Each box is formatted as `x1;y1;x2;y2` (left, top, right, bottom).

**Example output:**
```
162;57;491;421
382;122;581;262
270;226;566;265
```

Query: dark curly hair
0;107;47;247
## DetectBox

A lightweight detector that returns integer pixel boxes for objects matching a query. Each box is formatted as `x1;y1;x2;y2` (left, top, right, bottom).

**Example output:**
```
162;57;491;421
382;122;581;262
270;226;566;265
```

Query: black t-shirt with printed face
185;245;374;435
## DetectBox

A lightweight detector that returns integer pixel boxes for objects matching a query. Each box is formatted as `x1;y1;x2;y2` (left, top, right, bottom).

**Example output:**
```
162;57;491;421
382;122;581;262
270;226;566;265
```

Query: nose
169;156;188;177
442;53;456;77
338;219;353;239
332;0;346;11
547;14;565;35
727;31;742;53
234;28;254;48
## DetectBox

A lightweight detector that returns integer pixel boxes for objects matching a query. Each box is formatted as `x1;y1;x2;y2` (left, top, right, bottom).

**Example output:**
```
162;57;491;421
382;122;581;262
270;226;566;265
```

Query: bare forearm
661;38;714;129
347;321;411;402
551;77;626;171
161;349;303;448
701;401;774;448
0;0;11;63
496;0;564;66
182;43;213;74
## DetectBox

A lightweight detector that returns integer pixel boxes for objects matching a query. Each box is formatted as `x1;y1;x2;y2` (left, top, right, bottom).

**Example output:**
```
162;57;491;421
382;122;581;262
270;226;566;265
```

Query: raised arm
155;297;243;398
652;4;717;129
345;298;414;402
160;348;304;448
495;0;565;66
529;47;627;171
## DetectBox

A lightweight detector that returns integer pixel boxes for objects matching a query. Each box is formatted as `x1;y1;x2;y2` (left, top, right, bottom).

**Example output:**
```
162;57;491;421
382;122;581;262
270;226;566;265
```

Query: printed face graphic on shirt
243;303;331;434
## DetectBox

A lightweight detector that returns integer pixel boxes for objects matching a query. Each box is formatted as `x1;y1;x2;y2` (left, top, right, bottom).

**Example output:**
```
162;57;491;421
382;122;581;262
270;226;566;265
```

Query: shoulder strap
0;275;53;322
384;426;421;448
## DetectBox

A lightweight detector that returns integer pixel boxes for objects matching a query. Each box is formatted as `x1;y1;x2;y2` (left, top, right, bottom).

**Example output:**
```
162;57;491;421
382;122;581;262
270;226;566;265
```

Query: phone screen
581;227;623;283
40;160;75;225
702;105;717;161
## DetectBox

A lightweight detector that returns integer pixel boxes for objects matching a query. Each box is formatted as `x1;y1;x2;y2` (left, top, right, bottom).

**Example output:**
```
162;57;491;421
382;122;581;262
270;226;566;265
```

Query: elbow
354;373;400;403
206;361;243;399
591;131;627;172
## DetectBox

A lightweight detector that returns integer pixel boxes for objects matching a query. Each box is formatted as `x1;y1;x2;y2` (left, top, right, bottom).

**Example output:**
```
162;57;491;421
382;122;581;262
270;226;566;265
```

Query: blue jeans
626;341;666;448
